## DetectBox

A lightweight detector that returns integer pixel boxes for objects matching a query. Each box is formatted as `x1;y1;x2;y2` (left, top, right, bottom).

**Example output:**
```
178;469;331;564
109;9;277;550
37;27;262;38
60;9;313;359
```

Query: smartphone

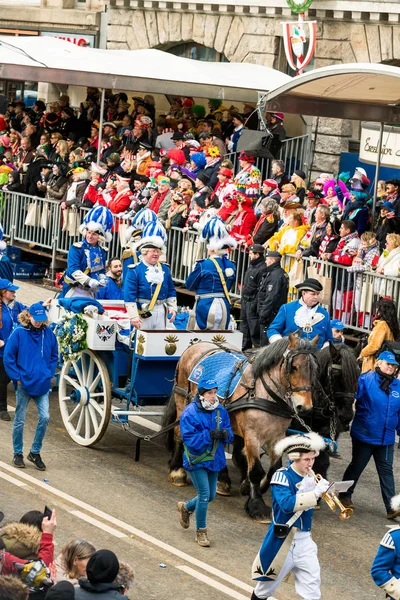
43;505;52;520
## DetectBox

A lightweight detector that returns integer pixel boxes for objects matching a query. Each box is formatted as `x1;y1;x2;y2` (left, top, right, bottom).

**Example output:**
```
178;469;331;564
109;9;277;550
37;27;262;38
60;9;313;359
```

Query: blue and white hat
125;208;157;244
136;219;167;252
80;205;114;242
0;222;5;252
377;351;399;365
200;216;237;251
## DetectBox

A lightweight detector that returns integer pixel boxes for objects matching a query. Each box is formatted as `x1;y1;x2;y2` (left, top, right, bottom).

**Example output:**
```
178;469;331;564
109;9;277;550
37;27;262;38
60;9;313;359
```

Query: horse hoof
216;482;231;496
245;498;272;522
168;469;187;487
240;480;250;496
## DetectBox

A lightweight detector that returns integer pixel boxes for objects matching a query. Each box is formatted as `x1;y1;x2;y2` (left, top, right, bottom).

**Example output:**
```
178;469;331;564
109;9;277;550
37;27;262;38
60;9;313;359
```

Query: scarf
376;367;395;393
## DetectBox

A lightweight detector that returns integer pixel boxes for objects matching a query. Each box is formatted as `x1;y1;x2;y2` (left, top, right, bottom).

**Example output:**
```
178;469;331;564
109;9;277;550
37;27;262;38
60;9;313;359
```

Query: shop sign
41;31;95;48
360;123;400;169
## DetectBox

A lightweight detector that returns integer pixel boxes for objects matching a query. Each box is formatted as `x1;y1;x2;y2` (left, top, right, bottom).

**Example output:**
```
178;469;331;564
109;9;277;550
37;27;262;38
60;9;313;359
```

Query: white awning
264;63;400;123
0;36;291;103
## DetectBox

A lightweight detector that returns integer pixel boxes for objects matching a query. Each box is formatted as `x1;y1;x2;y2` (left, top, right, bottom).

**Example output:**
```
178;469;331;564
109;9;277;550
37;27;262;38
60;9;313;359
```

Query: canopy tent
264;63;400;123
0;35;291;103
264;63;400;221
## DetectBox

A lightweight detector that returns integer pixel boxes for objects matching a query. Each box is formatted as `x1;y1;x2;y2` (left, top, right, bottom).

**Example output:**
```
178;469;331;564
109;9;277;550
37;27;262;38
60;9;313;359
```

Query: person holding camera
177;378;233;548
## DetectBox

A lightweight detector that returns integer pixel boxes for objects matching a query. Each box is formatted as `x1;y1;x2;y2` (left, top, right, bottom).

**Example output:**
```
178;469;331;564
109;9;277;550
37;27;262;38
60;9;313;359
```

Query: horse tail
162;368;179;454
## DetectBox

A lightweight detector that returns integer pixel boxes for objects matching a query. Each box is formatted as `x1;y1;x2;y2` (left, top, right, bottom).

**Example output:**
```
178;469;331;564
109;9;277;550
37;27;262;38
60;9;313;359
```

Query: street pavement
0;280;394;599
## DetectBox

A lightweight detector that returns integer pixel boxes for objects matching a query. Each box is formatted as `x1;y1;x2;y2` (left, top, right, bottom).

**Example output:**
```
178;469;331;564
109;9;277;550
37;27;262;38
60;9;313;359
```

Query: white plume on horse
274;431;326;459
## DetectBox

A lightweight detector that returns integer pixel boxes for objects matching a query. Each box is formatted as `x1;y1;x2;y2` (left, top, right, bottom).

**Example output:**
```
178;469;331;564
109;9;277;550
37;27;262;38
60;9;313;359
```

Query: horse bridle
315;362;355;443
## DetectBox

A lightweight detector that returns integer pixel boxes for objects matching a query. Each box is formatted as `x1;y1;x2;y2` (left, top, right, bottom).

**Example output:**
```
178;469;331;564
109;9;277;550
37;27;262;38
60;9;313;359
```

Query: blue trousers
13;385;50;455
185;468;218;529
340;437;395;512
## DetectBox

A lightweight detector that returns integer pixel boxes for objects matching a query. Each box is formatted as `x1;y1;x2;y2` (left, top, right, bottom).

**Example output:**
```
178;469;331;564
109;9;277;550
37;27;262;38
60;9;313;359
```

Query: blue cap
382;202;395;211
0;279;18;291
377;351;399;365
331;319;345;330
28;301;48;322
198;377;218;393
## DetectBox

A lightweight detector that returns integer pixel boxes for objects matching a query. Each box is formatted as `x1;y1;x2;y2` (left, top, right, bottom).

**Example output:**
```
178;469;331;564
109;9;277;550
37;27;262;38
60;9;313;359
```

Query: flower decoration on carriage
79;205;114;242
54;312;88;361
125;208;157;244
135;219;168;252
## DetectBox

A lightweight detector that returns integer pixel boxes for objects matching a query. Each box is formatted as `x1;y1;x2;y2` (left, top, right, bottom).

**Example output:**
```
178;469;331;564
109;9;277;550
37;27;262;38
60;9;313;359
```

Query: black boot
251;593;264;600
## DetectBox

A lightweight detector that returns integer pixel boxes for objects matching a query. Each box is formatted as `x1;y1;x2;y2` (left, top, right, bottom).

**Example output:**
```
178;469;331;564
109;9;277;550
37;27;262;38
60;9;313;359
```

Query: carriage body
50;299;243;448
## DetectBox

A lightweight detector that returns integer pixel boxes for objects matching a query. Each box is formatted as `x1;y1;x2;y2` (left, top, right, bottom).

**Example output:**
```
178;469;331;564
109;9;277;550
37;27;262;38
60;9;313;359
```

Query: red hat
218;167;233;178
263;179;278;189
239;151;255;163
272;112;284;121
306;190;316;199
167;148;186;166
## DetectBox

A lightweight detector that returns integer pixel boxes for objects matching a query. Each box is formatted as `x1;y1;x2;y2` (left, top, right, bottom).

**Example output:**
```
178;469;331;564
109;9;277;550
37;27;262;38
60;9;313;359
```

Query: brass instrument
311;470;353;520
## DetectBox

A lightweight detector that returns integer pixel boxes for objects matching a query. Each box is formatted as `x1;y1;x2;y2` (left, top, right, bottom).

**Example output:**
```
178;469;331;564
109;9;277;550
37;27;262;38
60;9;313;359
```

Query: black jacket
251;213;279;245
241;256;268;300
204;159;222;190
376;216;400;249
300;222;328;257
257;261;289;326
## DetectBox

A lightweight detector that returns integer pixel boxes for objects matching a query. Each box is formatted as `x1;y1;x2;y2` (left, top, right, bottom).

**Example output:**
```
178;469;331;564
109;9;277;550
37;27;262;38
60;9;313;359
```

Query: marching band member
124;220;177;330
60;206;113;298
186;216;236;330
251;433;329;600
122;208;157;278
372;493;400;599
267;277;333;349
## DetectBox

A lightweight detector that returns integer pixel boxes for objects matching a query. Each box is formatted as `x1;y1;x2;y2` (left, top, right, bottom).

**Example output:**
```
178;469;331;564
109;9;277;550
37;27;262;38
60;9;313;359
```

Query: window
167;42;229;63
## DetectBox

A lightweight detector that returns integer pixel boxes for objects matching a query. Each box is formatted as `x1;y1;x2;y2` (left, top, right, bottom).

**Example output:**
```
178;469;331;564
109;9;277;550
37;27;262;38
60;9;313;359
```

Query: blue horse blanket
188;351;247;400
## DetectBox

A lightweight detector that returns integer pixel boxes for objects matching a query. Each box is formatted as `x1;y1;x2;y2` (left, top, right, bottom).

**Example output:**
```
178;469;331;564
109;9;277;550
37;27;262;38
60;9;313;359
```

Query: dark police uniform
240;245;268;349
257;254;289;346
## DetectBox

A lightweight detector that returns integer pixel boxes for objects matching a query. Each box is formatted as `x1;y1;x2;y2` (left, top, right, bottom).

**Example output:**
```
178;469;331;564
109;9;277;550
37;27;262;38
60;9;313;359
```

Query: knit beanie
86;549;119;584
45;581;75;599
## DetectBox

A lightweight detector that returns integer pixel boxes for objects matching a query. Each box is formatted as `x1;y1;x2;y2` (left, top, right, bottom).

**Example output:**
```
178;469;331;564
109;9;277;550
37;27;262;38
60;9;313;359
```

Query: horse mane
253;337;316;379
318;343;359;392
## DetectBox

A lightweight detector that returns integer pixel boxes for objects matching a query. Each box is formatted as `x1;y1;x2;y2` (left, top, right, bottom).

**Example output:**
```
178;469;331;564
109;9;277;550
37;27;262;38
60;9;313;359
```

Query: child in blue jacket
4;301;58;472
177;377;233;547
371;493;400;598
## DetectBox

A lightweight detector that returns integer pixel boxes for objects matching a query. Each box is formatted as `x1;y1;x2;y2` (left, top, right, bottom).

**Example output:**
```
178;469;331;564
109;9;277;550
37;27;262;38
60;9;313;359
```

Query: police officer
257;250;289;346
240;244;267;350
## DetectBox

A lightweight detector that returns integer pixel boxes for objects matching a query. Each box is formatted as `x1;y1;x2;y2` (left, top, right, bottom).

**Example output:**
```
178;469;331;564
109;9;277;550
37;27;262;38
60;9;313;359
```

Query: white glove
98;278;107;287
298;474;316;493
314;477;330;499
88;279;100;290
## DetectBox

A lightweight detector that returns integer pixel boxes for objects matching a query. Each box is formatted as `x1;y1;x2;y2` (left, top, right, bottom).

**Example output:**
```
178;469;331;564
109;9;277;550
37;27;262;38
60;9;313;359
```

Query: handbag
40;202;50;229
359;274;374;313
288;259;304;288
118;222;129;248
24;202;40;227
308;259;332;306
62;208;69;232
67;208;81;237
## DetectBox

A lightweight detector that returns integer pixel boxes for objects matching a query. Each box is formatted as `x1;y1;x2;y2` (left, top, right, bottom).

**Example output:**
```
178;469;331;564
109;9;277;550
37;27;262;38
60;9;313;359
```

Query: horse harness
174;342;317;427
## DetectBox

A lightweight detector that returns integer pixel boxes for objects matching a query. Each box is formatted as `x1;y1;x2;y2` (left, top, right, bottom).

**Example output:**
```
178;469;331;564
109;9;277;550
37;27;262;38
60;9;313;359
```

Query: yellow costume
267;224;309;255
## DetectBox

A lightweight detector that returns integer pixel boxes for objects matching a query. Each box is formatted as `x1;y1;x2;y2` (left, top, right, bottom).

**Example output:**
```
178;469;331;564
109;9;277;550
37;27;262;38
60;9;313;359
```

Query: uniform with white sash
185;255;236;330
252;465;321;600
267;299;333;349
372;526;400;599
124;260;177;330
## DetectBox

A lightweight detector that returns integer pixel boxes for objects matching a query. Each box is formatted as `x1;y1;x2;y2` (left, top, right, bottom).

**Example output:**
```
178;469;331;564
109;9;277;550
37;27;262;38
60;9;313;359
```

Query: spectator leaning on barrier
376;233;400;298
246;198;280;248
296;204;330;259
5;301;58;471
376;202;400;248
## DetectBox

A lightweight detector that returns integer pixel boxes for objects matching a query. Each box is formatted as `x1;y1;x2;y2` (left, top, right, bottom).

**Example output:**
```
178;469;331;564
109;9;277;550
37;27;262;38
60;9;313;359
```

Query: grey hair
316;204;330;219
261;198;280;218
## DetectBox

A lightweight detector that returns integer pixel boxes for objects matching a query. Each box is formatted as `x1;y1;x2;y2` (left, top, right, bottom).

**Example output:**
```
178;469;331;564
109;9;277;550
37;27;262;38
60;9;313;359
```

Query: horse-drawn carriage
49;299;243;456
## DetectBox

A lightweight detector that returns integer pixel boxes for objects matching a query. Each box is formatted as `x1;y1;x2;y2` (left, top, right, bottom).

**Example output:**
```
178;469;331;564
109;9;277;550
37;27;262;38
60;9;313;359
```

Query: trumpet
311;470;353;520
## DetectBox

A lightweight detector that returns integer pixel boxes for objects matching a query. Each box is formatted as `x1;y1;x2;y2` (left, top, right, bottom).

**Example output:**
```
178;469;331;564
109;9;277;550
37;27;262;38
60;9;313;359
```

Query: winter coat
181;399;234;472
267;223;309;255
360;319;394;374
246;212;279;247
74;580;125;599
342;199;370;235
0;300;26;358
1;532;54;575
299;221;328;257
0;522;41;559
230;208;257;241
165;203;187;230
46;175;68;201
376;215;400;248
351;371;400;446
376;247;400;297
257;261;289;327
65;180;89;208
241;256;267;299
204;159;222;190
4;312;58;396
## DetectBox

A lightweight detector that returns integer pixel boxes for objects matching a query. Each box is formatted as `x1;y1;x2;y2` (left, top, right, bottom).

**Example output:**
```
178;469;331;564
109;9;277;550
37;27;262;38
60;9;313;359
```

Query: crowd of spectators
0;507;134;598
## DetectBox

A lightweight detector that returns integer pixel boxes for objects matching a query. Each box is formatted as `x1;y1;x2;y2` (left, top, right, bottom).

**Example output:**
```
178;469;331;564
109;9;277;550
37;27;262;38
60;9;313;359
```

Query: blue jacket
61;240;107;297
351;371;400;446
97;277;124;301
180;399;233;472
4;323;58;396
267;299;333;349
371;527;400;588
123;261;176;307
0;256;14;283
0;301;26;358
185;256;236;330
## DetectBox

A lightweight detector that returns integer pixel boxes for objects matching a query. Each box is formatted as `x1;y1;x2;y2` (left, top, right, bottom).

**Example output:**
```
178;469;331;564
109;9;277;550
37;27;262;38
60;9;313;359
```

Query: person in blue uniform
338;351;400;519
371;493;400;599
177;377;234;548
186;216;236;330
331;318;345;343
252;432;329;600
0;279;26;421
122;208;157;279
60;205;113;298
124;220;177;330
97;257;123;301
0;224;13;283
267;277;333;349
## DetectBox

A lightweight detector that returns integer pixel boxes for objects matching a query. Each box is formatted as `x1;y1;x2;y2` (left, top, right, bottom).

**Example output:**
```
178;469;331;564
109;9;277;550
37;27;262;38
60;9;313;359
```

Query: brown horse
162;333;319;521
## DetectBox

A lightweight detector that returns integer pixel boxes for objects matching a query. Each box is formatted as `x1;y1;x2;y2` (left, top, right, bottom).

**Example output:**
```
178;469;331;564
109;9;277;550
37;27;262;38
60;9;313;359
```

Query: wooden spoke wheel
59;349;111;446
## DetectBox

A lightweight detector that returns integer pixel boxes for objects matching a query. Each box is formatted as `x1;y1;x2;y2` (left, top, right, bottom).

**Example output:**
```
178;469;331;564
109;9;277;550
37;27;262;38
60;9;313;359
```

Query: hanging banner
282;0;316;75
359;122;400;169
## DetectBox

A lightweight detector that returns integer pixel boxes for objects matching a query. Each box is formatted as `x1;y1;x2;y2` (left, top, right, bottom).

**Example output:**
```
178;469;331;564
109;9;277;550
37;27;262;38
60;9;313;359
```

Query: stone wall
107;8;400;176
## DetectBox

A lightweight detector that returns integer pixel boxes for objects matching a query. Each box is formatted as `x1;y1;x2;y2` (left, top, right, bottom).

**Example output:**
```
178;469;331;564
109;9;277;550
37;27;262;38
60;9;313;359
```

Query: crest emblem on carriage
212;334;227;344
96;323;115;342
191;365;204;382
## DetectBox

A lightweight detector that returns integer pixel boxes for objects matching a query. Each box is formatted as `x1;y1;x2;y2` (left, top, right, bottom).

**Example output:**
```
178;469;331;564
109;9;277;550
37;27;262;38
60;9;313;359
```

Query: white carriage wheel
59;349;111;447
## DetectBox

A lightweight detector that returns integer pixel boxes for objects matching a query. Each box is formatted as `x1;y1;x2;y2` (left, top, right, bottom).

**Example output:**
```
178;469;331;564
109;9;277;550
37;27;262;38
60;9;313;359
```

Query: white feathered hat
124;208;157;244
274;432;326;460
135;219;167;252
79;205;114;243
200;216;237;251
